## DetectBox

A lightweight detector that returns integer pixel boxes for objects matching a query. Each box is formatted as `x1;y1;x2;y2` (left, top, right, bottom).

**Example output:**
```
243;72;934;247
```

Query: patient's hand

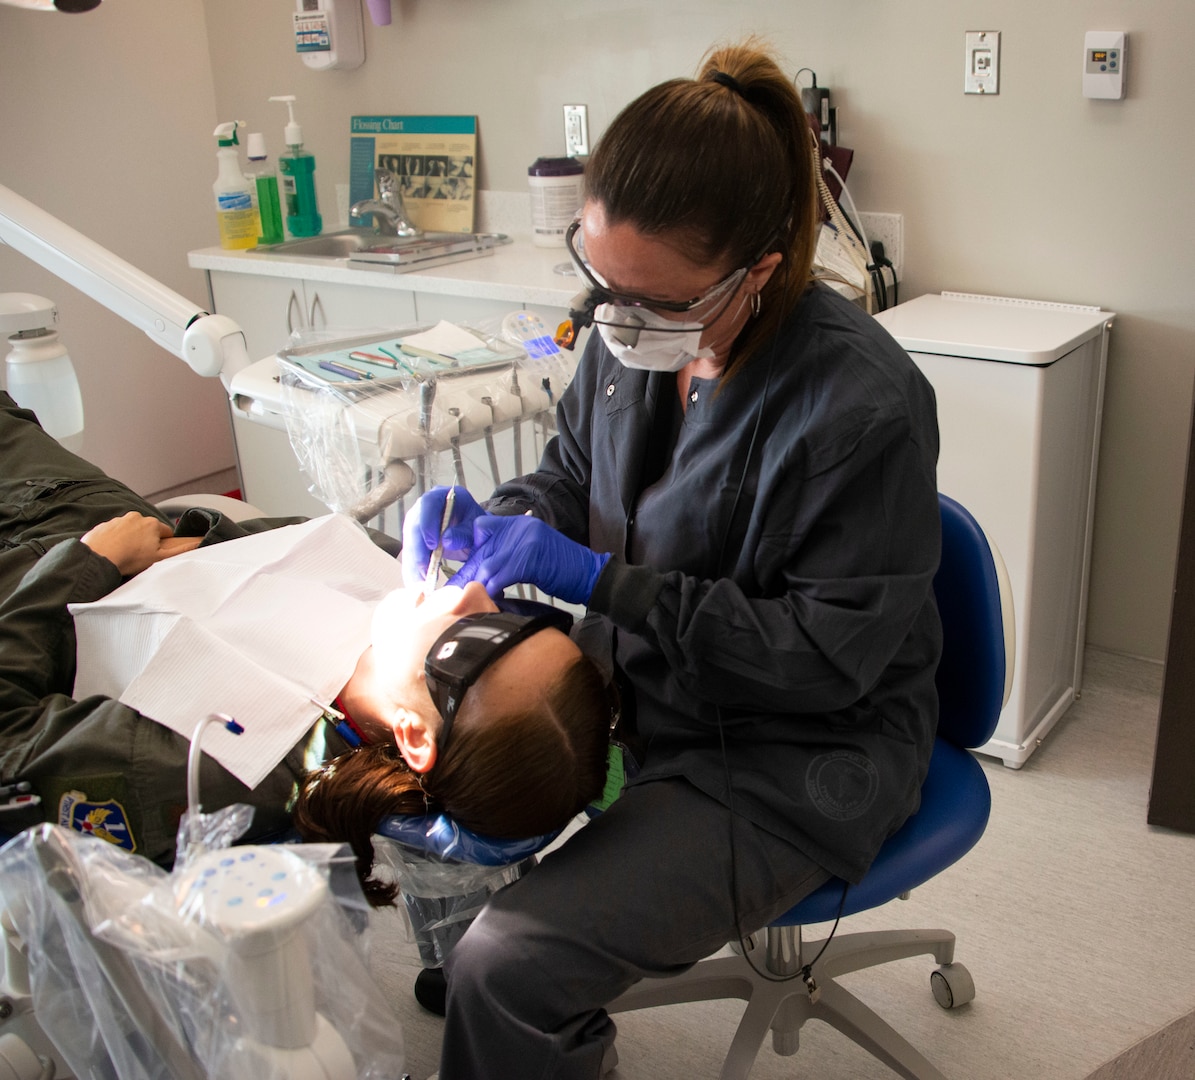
81;512;203;576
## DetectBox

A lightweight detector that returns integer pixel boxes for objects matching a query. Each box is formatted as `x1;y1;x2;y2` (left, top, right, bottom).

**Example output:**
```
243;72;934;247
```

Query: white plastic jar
528;157;585;248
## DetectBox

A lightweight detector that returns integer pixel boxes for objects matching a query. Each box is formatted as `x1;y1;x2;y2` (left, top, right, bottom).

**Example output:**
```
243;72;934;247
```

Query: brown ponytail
291;743;427;907
292;653;614;906
585;37;819;380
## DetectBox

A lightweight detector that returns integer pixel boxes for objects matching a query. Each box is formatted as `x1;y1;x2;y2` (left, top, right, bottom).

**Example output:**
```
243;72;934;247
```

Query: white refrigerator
875;292;1114;768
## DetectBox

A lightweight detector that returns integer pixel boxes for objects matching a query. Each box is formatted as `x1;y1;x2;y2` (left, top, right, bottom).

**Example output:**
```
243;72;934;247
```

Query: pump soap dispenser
212;122;257;251
269;95;322;238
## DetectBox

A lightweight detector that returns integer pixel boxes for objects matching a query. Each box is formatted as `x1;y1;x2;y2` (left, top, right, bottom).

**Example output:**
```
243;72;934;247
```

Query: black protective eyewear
424;608;573;749
555;218;768;350
564;219;750;316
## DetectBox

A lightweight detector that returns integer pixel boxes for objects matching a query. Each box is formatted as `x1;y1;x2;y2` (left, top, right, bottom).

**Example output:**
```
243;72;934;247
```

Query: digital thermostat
1083;31;1126;99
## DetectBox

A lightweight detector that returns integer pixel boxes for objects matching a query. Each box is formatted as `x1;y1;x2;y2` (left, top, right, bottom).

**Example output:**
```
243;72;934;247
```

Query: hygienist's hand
81;512;203;576
451;514;610;605
401;485;484;588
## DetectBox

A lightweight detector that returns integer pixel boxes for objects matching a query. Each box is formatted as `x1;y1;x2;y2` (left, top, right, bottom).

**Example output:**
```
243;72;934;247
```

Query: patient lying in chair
0;392;612;906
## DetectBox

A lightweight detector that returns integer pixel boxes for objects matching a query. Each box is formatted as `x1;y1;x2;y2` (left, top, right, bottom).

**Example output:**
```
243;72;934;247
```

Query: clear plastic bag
0;814;406;1080
275;321;576;519
371;813;559;967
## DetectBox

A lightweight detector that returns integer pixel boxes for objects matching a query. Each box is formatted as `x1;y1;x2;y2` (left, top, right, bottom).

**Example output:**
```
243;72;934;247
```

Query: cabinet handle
308;291;326;331
286;289;301;335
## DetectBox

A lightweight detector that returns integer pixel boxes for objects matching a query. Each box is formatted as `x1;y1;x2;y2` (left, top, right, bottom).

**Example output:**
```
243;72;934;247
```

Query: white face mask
595;303;715;373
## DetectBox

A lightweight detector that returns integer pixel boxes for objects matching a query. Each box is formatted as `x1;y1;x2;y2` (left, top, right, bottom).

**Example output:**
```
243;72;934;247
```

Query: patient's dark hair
292;653;615;907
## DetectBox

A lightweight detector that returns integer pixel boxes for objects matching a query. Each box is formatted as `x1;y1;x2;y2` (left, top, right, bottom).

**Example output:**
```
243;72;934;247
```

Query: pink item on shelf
366;0;391;26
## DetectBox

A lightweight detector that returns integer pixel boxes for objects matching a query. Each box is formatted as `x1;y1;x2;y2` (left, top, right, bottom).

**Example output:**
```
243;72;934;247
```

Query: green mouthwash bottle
269;95;322;238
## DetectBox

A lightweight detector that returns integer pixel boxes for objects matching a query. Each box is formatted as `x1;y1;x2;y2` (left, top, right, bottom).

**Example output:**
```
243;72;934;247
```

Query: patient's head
292;582;614;906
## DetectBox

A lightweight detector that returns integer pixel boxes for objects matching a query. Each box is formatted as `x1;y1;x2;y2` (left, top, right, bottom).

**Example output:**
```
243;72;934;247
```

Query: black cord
718;707;850;986
870;264;887;312
869;240;897;311
711;259;849;990
713;281;781;575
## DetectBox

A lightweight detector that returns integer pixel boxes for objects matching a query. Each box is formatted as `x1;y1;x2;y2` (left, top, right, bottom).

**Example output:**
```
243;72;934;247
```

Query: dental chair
604;491;1013;1079
155;492;266;523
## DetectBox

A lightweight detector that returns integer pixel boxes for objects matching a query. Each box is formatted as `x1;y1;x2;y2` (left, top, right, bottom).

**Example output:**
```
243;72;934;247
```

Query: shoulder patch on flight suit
58;790;137;852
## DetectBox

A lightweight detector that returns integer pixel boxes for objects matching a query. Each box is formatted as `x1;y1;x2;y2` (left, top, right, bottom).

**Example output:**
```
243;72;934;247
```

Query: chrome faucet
350;167;422;238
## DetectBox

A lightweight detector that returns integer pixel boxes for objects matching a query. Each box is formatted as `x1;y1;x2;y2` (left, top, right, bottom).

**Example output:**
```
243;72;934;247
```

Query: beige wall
3;0;1193;664
0;0;233;496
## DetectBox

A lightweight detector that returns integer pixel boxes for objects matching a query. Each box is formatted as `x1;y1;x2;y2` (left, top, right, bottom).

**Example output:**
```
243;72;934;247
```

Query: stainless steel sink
253;229;378;258
251;229;512;272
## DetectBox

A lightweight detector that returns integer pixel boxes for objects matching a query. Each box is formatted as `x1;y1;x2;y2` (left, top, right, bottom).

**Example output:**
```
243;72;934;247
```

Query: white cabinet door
208;270;308;361
209;271;422;357
303;279;418;336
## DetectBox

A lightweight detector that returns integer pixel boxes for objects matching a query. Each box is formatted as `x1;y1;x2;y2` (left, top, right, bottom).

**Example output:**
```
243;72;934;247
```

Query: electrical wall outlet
858;212;904;279
564;104;589;157
964;31;1000;94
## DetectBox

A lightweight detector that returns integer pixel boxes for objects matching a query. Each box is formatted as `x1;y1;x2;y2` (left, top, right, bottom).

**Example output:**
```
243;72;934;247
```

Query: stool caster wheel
931;962;975;1009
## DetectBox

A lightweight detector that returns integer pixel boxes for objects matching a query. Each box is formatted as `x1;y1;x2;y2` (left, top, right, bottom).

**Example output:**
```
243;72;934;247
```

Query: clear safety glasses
563;219;750;332
424;608;573;750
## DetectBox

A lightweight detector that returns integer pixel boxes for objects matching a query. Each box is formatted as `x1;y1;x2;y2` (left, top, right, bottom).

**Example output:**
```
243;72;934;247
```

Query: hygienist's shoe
414;965;448;1016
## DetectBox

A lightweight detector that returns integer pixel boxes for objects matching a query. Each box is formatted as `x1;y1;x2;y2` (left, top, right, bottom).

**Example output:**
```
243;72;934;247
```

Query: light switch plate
965;31;1000;94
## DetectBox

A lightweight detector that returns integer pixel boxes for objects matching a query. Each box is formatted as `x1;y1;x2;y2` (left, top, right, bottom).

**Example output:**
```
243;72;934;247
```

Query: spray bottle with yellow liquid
212;121;257;250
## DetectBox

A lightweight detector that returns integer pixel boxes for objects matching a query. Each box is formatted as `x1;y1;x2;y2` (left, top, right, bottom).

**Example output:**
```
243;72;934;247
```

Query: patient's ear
393;709;438;774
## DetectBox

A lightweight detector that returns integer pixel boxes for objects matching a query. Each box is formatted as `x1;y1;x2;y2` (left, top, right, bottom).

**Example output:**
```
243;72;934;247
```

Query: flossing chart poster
350;115;477;234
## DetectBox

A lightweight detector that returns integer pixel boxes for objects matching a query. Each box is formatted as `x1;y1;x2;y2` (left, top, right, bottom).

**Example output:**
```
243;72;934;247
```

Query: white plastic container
528;157;584;248
5;330;84;451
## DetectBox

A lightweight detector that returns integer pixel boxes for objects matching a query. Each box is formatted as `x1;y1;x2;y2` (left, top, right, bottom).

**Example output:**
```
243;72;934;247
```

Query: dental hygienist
403;39;943;1079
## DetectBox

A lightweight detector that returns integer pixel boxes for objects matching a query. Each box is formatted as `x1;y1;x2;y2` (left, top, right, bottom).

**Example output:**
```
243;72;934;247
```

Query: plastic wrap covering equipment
0;804;407;1079
236;323;578;534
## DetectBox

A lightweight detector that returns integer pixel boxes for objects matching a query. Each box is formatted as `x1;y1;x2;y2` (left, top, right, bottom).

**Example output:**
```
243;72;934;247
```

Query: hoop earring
408;761;432;813
750;291;762;318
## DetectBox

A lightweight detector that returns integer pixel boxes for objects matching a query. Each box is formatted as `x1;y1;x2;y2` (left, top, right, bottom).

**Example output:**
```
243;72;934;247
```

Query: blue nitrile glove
450;514;611;605
401;485;484;588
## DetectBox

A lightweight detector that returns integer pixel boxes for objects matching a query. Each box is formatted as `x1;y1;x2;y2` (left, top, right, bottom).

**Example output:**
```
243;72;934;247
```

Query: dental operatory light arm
0;182;252;387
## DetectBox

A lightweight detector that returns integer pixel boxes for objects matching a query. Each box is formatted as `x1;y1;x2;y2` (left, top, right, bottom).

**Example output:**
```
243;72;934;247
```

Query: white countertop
188;233;582;309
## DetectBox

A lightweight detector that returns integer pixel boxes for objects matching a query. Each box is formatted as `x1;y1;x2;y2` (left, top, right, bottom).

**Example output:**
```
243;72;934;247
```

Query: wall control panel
294;0;364;71
1083;31;1126;99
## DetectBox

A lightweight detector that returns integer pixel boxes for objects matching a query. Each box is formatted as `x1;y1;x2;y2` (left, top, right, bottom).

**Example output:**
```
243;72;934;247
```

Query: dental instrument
318;358;374;381
348;349;400;369
423;485;455;596
400;343;454;365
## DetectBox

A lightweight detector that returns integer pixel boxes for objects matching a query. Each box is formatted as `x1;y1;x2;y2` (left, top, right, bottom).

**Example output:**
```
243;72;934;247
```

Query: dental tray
348;232;511;273
277;326;524;388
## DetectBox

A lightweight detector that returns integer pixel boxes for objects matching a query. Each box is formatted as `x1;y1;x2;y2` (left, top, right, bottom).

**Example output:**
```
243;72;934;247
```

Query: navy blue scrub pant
438;775;831;1080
